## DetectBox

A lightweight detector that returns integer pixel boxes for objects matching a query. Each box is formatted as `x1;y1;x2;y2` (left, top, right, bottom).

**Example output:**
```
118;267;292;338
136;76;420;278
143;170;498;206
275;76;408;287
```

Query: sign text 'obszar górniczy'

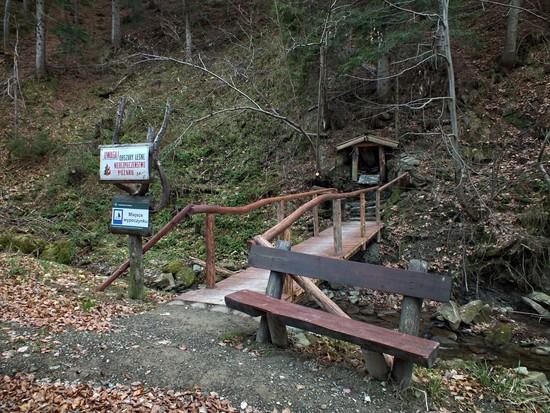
99;144;151;183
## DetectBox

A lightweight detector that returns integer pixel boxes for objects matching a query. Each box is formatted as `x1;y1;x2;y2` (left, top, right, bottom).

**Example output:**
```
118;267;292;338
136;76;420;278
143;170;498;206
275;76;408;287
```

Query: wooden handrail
190;188;335;215
378;173;408;192
261;186;379;242
98;188;334;292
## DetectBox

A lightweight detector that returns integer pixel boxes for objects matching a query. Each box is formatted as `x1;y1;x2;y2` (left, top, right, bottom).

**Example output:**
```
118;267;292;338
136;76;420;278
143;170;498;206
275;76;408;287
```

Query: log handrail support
98;173;407;292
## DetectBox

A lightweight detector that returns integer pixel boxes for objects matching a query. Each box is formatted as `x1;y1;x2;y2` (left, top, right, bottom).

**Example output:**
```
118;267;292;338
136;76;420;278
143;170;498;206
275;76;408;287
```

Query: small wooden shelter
336;135;398;184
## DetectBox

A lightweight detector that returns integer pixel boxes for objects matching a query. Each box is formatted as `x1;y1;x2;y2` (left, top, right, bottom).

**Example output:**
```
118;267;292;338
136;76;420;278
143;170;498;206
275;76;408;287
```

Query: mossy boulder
486;323;513;347
175;267;196;288
162;260;185;274
40;240;76;265
11;234;47;254
459;300;484;325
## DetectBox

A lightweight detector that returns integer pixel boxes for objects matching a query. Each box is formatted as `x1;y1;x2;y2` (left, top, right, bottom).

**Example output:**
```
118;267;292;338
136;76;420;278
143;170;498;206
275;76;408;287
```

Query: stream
300;292;550;375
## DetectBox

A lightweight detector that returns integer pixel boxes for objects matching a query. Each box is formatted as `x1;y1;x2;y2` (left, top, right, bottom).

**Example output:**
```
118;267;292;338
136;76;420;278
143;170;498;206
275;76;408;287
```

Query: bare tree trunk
182;0;192;57
3;0;11;54
112;0;121;50
315;42;327;174
35;0;46;78
23;0;29;14
377;53;391;102
502;0;521;68
73;0;79;24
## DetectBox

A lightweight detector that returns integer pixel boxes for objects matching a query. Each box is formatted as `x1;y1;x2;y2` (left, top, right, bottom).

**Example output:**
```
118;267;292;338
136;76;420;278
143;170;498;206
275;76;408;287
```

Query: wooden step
225;290;439;367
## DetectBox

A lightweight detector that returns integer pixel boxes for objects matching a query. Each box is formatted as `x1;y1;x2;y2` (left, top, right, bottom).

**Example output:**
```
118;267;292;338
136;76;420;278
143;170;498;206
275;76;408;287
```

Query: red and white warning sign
99;144;150;182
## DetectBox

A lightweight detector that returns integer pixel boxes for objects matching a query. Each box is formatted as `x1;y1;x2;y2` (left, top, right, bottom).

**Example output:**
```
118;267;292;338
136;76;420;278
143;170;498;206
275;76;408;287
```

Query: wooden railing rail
98;188;335;292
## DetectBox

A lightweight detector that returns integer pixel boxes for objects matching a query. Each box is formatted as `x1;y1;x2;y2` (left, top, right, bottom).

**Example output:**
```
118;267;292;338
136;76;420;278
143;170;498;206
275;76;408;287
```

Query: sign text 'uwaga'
99;144;151;182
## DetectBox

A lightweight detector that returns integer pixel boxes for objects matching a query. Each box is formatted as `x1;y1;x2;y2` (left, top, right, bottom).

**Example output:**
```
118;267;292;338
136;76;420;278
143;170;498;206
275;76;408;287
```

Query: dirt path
1;302;422;413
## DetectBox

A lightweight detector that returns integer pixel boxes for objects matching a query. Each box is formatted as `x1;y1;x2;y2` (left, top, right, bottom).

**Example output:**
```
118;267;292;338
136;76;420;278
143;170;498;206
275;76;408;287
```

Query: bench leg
267;314;288;347
256;240;291;344
392;295;423;388
364;350;390;380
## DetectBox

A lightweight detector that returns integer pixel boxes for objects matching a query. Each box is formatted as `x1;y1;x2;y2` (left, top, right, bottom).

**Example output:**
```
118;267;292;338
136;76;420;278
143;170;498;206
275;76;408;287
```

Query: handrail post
333;199;342;256
376;190;381;242
276;201;285;240
205;213;216;288
360;193;366;238
312;194;320;237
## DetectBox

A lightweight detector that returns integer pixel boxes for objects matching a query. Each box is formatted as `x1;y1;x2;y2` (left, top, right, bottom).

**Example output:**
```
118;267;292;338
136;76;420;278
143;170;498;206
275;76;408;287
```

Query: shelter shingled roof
336;135;399;151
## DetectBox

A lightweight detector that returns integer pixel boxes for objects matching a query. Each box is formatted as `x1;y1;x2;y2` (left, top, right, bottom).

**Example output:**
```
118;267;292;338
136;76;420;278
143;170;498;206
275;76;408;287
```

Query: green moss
40;240;76;265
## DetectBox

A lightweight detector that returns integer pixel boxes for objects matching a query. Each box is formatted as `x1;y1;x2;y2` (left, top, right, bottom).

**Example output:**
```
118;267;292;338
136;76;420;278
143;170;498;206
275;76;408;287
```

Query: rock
151;273;176;290
514;366;529;376
533;345;550;356
528;291;550;307
346;304;360;315
293;332;311;348
473;304;492;323
363;243;380;265
521;297;550;316
40;240;76;265
175;267;196;288
485;323;513;347
162;260;185;274
459;300;484;325
436;301;461;331
219;260;240;272
398;155;420;171
360;305;375;316
322;289;335;299
408;259;429;272
192;264;203;273
430;327;458;341
522;371;548;387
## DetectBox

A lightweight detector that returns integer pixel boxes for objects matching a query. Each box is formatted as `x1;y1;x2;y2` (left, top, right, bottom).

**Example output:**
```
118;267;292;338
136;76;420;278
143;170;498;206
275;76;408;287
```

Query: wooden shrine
336;135;398;185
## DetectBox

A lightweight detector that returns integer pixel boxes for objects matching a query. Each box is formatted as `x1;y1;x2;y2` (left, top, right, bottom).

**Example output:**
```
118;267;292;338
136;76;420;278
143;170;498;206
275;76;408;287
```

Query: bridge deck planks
176;221;381;306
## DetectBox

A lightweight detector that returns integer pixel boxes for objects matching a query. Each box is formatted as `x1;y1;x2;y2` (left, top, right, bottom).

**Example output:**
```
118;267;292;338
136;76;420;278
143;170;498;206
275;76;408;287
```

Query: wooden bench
225;242;452;387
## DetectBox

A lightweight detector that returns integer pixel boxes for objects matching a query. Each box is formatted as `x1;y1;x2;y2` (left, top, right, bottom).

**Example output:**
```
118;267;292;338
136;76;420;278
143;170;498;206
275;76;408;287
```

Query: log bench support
227;246;451;388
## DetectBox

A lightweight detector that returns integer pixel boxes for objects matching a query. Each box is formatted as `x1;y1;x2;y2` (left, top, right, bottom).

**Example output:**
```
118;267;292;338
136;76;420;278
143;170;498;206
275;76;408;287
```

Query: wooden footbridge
99;174;407;308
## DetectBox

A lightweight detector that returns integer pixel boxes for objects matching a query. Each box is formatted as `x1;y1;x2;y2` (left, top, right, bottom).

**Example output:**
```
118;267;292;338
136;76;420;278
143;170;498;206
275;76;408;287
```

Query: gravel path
1;302;423;413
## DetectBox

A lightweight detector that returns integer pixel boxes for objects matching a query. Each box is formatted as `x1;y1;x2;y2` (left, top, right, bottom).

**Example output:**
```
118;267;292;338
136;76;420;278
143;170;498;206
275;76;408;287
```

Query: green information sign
110;196;152;236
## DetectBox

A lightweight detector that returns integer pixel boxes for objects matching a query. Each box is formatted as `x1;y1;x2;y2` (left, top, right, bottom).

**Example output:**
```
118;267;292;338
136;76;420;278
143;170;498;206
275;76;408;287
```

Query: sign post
99;96;172;300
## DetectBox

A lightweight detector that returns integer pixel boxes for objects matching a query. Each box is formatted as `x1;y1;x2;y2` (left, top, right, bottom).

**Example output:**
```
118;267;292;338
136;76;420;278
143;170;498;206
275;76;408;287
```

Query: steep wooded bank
0;0;548;296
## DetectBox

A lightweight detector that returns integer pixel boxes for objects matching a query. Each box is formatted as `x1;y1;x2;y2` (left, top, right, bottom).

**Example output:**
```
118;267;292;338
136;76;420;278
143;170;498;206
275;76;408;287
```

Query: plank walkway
175;221;381;306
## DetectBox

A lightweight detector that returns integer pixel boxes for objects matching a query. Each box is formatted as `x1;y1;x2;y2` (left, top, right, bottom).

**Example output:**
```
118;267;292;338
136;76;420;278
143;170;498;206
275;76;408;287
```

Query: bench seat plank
248;245;451;302
225;290;439;367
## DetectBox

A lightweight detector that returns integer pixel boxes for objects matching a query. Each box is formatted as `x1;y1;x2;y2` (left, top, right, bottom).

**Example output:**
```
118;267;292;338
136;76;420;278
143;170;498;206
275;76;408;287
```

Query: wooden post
333;199;342;256
351;147;359;182
360;193;366;238
376;190;381;242
205;213;216;288
128;235;144;299
391;259;427;389
312;195;320;237
378;146;386;182
257;240;291;345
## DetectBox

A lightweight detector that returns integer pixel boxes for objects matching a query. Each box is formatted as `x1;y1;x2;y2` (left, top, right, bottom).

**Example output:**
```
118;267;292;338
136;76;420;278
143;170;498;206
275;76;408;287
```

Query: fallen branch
188;256;237;277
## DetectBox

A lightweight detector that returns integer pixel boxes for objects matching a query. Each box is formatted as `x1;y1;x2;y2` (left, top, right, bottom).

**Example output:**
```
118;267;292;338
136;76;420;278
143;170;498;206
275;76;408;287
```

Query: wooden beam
360;193;366;238
392;259;428;388
257;240;291;345
333;199;342;256
312;195;320;237
253;236;349;318
376;190;381;242
379;145;386;182
205;213;216;288
248;245;452;302
351;147;359;181
225;290;439;367
128;235;144;299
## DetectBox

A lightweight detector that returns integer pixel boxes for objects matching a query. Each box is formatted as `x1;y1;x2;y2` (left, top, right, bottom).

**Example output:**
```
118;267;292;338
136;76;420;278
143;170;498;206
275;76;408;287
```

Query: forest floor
1;253;548;413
